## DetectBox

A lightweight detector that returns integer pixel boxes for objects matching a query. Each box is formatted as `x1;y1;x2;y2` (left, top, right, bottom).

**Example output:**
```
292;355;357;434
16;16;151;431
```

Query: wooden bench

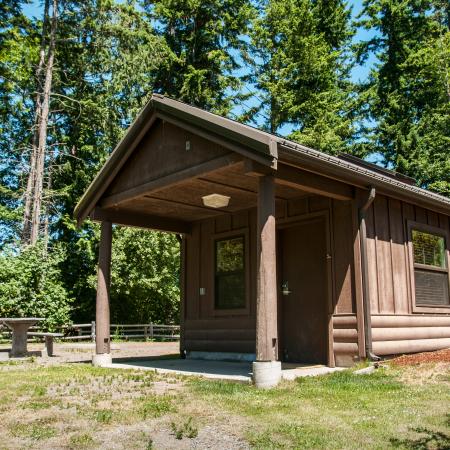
27;332;64;357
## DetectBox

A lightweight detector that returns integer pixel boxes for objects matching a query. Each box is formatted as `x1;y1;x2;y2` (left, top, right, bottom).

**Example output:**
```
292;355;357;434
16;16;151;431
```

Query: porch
75;95;366;386
107;357;343;383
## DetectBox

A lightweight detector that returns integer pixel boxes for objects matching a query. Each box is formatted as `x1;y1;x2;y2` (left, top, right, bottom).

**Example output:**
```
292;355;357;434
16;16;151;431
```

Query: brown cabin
75;94;450;368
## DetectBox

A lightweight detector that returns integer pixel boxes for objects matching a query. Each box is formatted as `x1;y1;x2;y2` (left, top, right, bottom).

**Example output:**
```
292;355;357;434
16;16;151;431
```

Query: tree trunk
22;0;50;245
29;0;58;246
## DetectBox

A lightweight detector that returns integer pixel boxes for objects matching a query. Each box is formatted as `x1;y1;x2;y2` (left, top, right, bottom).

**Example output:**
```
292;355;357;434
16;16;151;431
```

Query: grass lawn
0;359;448;449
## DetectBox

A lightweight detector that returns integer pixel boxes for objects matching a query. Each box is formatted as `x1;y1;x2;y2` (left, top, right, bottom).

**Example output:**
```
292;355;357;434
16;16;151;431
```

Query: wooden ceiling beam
244;160;353;201
197;176;290;201
99;153;242;209
276;164;353;201
90;207;191;235
146;195;231;215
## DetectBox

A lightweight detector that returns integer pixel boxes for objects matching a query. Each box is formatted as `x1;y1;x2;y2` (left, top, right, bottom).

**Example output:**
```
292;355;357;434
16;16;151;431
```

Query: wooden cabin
75;94;450;369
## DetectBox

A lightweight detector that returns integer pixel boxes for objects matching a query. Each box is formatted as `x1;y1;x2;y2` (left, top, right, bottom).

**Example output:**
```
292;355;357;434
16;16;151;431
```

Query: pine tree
142;0;254;114
357;0;450;195
0;0;36;245
247;0;355;154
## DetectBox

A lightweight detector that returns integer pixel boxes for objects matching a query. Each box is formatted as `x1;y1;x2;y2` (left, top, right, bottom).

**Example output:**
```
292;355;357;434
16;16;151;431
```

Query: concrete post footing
252;361;281;388
92;353;112;367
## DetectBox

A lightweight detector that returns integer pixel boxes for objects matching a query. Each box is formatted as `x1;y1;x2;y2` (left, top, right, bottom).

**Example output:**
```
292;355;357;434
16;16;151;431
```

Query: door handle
281;281;291;296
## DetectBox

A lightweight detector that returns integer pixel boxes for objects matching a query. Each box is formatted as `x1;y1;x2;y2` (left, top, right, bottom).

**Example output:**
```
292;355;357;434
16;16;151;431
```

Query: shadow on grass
390;427;450;449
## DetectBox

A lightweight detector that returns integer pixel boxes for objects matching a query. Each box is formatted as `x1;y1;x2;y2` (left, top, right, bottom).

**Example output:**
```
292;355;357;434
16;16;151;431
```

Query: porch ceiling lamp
202;193;230;208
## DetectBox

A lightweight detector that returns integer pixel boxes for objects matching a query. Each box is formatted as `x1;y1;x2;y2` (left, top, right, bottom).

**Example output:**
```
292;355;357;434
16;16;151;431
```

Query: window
411;228;449;307
215;236;246;309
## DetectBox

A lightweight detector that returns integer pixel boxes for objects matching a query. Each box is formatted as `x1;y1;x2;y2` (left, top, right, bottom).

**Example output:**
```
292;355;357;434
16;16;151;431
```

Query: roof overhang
74;94;450;225
74;94;278;225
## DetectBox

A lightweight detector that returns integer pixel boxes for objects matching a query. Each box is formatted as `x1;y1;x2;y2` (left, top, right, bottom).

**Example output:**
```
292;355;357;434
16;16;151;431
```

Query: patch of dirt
386;349;450;386
389;348;450;366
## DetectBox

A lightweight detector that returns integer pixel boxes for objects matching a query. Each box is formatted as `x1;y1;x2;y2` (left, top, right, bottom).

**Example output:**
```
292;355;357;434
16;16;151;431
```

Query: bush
105;227;180;325
0;242;72;330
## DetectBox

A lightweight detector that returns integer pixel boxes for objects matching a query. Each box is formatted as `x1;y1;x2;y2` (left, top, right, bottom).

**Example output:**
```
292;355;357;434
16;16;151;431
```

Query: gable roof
74;94;450;224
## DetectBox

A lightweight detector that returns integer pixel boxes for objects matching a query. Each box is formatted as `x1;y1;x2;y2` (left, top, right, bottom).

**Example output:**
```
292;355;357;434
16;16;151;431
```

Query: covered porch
75;95;361;387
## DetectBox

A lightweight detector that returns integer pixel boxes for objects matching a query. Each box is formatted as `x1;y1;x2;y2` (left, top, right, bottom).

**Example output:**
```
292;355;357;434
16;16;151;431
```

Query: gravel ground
0;340;180;365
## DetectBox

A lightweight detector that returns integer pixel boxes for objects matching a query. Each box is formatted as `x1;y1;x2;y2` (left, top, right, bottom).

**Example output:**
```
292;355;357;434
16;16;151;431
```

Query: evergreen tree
0;1;37;245
142;0;254;114
0;0;180;324
357;0;450;195
247;0;356;155
49;0;176;322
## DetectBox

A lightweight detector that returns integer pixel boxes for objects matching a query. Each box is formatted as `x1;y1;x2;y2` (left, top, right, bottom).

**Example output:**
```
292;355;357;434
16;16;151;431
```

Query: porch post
92;220;112;367
253;175;281;388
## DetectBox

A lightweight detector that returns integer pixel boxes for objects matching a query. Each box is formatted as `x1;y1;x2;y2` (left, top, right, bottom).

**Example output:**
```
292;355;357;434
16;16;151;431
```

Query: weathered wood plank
332;201;355;314
365;202;379;313
200;219;215;318
388;198;409;314
374;195;394;313
100;153;241;208
96;221;112;355
255;175;278;361
185;224;200;320
90;207;191;235
275;164;354;201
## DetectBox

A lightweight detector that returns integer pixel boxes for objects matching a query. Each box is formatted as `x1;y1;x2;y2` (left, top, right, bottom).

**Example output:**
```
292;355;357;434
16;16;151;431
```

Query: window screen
412;230;445;268
215;236;245;309
412;229;449;307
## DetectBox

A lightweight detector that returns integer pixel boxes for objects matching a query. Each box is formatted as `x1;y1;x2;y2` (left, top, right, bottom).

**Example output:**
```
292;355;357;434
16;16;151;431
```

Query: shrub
0;242;72;330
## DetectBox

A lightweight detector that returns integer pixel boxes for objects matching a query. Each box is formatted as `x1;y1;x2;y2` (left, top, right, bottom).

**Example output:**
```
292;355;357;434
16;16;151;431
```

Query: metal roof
74;94;450;223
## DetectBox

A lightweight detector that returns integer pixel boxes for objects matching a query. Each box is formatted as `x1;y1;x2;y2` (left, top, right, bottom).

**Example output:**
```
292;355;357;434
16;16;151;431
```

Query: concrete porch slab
105;358;344;383
107;358;253;383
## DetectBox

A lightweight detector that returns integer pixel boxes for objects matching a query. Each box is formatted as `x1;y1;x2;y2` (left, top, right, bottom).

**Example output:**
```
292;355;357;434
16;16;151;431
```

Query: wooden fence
0;322;180;342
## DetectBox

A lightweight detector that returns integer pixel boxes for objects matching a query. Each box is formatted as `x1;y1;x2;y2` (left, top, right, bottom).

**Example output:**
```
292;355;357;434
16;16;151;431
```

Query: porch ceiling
98;161;307;224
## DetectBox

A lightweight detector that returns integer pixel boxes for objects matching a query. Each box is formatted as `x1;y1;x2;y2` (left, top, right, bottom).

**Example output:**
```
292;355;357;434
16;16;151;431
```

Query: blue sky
22;0;377;83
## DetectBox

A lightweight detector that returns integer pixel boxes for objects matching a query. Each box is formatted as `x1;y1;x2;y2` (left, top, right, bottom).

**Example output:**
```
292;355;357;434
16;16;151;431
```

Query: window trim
212;229;250;316
407;220;450;313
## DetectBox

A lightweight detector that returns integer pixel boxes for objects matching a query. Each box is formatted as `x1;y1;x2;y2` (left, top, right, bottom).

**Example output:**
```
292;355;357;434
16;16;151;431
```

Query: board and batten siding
365;193;450;357
183;196;360;364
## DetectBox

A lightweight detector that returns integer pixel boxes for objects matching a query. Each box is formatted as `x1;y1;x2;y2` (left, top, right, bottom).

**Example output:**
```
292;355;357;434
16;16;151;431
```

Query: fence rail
0;322;180;342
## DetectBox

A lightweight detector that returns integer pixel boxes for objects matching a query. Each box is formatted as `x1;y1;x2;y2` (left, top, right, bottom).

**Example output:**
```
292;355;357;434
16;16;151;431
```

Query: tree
356;0;450;195
48;1;177;323
246;0;356;155
0;1;180;326
142;0;254;114
0;1;37;246
22;0;58;246
109;228;180;324
0;242;72;330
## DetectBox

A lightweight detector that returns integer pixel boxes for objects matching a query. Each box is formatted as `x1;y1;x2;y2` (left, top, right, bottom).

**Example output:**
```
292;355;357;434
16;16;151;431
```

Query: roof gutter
278;141;450;216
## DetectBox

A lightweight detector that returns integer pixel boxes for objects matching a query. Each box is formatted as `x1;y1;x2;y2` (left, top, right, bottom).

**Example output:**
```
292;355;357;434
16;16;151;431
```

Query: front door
279;217;329;364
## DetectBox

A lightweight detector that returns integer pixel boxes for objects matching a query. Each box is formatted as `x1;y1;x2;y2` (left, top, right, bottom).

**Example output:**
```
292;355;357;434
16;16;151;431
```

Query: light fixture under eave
202;193;230;208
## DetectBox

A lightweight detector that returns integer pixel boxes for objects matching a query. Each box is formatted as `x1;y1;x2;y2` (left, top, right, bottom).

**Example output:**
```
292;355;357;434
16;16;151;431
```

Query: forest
0;0;449;328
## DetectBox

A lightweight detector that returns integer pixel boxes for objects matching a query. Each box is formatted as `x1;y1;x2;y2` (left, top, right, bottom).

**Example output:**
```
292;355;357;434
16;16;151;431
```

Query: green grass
10;420;56;441
0;361;448;448
189;368;450;449
139;395;175;419
68;432;96;449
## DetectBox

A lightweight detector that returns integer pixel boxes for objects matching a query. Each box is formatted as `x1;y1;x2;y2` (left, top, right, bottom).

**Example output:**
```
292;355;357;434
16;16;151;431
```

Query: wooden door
279;217;329;364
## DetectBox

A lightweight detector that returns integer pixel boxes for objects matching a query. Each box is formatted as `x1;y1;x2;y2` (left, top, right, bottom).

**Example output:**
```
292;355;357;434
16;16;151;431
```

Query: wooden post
95;221;112;356
149;322;154;340
255;175;278;362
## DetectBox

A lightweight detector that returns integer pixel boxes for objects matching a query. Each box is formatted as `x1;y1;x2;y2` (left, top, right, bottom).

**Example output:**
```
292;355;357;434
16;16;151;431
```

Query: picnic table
0;318;44;357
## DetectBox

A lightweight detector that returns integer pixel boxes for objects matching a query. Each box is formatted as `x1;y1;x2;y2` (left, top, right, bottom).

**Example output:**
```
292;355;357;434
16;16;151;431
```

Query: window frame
407;220;450;313
212;229;250;316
